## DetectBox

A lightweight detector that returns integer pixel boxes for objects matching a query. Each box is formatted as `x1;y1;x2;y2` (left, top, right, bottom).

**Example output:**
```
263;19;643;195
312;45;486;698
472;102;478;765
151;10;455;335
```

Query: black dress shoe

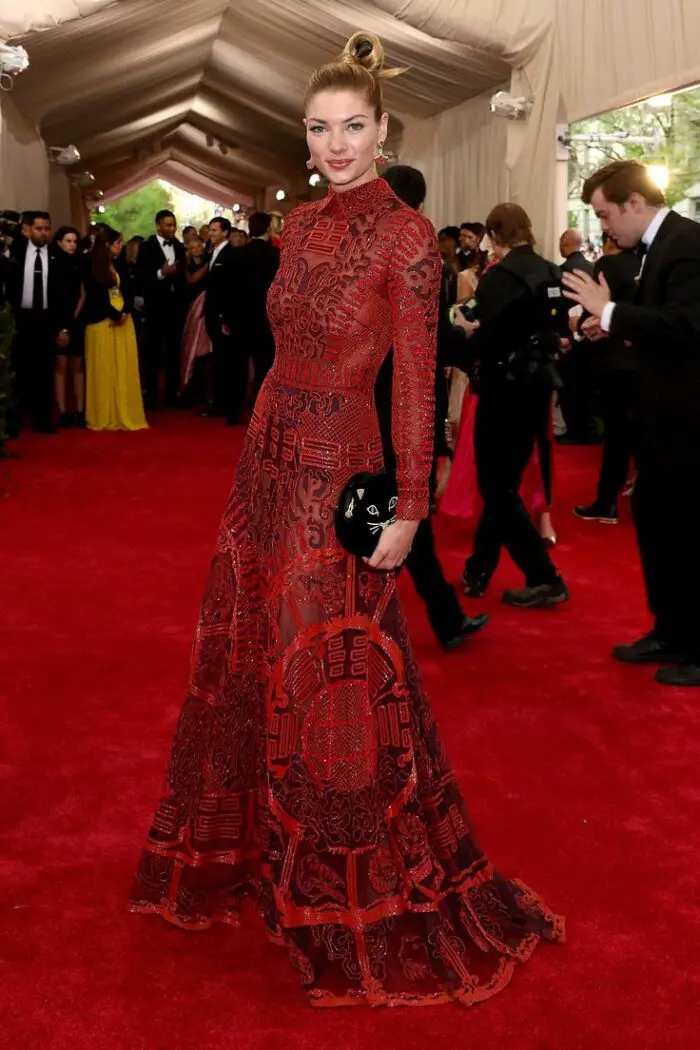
612;634;683;665
655;663;700;687
574;501;618;524
503;579;569;608
461;570;489;598
440;614;489;652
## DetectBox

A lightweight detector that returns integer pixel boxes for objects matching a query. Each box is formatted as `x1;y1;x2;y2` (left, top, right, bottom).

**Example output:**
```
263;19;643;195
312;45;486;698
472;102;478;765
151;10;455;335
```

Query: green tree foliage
569;87;700;206
90;181;175;240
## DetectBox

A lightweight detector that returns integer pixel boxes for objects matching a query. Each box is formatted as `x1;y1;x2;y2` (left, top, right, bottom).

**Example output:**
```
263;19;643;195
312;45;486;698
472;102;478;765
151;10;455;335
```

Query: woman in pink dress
180;236;211;400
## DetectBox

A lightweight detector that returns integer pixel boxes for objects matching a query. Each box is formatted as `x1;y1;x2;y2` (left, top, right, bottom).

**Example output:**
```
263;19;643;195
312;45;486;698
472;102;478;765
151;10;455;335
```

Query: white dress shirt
157;234;176;280
209;241;227;268
21;243;49;310
600;207;670;332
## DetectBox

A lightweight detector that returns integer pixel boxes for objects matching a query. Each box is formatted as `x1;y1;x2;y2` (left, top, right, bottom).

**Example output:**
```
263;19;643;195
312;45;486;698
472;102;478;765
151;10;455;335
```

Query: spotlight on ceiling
48;144;81;166
309;173;321;187
72;171;96;187
275;189;286;201
232;203;241;213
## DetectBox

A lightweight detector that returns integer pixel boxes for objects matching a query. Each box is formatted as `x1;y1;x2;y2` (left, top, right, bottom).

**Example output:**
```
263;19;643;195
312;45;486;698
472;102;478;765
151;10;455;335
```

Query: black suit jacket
204;243;241;338
561;249;595;278
239;238;280;336
136;235;187;318
5;239;73;333
609;210;700;465
591;251;639;372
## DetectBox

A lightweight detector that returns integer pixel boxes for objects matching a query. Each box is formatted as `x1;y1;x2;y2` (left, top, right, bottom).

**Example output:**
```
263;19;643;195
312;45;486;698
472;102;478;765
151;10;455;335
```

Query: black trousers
211;333;249;424
382;435;464;645
403;514;465;644
597;370;638;506
558;342;598;440
248;328;276;395
142;310;183;408
466;382;558;588
633;461;700;663
10;310;56;432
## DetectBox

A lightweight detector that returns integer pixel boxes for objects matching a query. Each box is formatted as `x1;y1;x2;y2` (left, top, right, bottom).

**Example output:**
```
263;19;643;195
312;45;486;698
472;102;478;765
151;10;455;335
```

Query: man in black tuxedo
565;159;700;687
557;228;598;445
136;209;187;409
204;217;245;425
239;212;280;395
376;165;487;651
573;233;640;523
6;211;73;434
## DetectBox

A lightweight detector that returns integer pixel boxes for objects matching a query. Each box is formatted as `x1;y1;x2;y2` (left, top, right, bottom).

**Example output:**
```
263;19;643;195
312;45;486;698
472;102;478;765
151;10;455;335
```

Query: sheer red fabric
130;178;564;1007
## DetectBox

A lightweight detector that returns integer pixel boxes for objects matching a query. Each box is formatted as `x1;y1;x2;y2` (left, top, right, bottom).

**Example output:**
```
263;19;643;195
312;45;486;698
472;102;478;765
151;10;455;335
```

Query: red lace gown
130;178;564;1007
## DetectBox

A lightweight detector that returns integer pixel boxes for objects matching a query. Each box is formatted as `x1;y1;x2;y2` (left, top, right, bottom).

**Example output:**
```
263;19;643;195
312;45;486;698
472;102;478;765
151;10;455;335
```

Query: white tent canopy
3;0;700;253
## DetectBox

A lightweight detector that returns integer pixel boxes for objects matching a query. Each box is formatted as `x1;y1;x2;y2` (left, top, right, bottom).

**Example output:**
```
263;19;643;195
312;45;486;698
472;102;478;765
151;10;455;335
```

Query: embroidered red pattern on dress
130;178;564;1006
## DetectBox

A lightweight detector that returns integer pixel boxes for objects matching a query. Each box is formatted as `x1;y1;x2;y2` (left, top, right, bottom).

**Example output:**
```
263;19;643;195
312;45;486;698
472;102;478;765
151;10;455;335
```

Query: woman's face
190;237;204;257
60;232;78;254
305;89;388;192
110;238;122;258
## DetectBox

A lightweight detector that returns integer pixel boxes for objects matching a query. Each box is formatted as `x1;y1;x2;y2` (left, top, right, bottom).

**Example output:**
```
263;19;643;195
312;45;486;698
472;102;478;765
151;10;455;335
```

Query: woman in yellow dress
83;225;148;431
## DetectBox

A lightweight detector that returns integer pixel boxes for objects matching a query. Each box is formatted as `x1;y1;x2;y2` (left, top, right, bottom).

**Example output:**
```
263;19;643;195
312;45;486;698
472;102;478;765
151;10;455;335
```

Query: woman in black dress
52;225;85;427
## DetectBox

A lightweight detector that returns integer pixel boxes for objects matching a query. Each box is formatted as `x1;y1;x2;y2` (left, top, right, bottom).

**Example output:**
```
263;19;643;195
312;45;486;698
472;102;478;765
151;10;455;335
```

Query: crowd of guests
2;159;696;685
0;208;282;438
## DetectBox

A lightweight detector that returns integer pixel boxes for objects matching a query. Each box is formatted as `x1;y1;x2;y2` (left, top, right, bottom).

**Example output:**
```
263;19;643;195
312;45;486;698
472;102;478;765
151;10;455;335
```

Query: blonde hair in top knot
305;31;408;120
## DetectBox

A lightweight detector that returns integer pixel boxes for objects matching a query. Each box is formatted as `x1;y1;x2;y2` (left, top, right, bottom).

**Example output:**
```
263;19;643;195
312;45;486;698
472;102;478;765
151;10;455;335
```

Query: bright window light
647;164;669;190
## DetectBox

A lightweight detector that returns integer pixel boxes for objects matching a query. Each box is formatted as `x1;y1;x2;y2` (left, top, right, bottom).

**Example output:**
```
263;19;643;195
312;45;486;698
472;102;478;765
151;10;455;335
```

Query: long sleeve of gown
387;212;442;520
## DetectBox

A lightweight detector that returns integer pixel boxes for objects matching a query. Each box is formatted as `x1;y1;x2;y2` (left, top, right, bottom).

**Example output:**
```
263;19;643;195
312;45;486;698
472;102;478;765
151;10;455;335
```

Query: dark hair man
564;159;700;687
136;209;187;409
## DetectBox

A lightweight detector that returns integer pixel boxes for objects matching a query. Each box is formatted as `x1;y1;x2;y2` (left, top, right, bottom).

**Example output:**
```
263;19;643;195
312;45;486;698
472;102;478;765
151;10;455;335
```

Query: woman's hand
365;519;419;572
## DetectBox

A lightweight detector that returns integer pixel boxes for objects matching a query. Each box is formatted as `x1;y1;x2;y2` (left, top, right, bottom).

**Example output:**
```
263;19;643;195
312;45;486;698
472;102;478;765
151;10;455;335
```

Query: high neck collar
322;177;392;217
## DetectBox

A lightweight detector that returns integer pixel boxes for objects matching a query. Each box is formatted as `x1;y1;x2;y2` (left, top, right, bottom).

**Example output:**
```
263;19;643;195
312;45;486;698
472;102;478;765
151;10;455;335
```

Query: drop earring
306;157;315;171
375;141;388;163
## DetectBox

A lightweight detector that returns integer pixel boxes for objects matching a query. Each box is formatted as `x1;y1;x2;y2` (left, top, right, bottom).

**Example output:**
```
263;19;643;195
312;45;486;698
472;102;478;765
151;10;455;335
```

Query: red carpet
1;415;698;1050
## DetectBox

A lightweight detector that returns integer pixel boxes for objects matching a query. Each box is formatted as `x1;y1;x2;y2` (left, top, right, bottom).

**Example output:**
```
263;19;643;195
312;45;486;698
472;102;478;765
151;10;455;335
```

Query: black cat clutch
335;472;398;558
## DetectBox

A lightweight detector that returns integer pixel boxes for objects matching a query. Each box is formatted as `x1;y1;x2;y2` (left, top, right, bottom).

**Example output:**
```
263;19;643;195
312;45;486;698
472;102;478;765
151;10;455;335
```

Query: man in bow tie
563;159;700;688
136;209;187;409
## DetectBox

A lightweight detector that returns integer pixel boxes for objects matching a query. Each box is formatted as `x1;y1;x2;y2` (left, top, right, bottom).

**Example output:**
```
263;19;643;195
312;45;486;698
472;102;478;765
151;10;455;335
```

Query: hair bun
342;32;385;74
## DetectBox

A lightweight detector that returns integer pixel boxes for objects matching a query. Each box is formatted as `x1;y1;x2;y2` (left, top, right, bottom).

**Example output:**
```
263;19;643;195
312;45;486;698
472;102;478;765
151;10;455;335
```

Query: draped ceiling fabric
557;0;700;123
0;93;49;212
3;0;700;251
4;0;512;222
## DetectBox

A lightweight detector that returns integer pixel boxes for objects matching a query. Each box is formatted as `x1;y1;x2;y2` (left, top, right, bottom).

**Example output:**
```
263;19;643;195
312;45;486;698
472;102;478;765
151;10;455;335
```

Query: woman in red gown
130;31;564;1007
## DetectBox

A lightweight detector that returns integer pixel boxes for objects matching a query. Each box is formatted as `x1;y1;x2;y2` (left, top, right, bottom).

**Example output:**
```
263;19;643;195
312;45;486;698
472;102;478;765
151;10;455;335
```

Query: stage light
232;203;241;213
275;190;286;201
96;205;106;214
309;173;321;186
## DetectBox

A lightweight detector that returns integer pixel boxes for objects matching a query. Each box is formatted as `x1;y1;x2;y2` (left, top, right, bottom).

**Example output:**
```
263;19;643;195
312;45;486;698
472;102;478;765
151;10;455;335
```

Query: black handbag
334;472;398;558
